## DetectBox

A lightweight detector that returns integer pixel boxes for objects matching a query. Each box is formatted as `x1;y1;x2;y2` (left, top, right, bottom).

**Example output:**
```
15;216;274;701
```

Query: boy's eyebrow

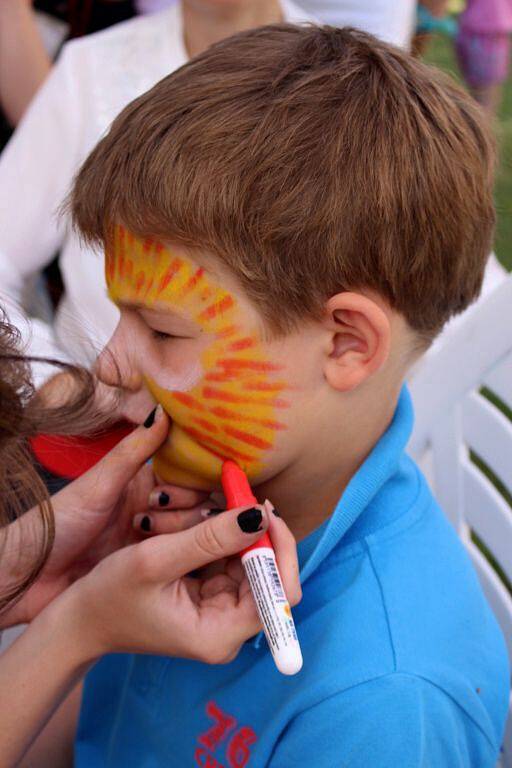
116;298;193;324
117;298;181;318
117;298;170;313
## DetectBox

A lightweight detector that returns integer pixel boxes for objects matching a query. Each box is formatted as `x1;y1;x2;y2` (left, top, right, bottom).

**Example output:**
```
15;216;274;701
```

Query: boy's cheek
102;227;305;484
141;330;316;489
146;371;294;489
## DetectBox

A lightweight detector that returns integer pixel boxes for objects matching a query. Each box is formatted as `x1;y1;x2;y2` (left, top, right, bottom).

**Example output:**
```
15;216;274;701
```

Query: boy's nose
95;324;144;392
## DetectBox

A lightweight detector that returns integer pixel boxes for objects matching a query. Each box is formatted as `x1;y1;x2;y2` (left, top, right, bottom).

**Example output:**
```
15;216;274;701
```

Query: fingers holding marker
137;496;301;606
141;504;268;582
195;498;302;607
140;481;212;537
133;507;205;536
264;500;302;607
149;484;209;510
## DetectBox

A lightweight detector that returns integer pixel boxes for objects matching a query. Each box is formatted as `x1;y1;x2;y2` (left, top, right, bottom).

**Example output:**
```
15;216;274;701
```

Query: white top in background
135;0;417;50
295;0;417;48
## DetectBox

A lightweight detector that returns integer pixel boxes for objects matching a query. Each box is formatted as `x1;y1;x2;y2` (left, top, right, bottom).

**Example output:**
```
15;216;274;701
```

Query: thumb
144;505;269;582
80;405;169;499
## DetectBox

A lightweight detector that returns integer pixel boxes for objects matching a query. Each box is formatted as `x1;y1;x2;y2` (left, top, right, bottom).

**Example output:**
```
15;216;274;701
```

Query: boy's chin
152;423;272;492
152;424;225;492
152;456;217;492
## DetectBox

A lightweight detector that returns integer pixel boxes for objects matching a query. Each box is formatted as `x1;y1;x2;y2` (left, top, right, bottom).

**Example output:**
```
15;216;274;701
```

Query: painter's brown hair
70;24;495;340
0;312;99;615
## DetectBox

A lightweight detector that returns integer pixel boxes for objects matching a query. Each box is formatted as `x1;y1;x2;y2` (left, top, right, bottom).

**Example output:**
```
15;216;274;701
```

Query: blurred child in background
456;0;512;114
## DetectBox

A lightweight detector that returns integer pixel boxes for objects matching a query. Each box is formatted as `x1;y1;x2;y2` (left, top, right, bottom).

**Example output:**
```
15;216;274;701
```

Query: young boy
69;24;509;766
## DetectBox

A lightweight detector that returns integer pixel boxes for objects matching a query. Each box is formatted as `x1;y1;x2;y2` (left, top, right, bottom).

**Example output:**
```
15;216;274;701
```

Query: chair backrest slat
485;350;512;407
463;459;512;587
462;392;512;499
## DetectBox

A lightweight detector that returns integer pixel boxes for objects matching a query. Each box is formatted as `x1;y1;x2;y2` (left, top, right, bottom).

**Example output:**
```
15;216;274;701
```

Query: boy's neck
182;1;283;59
256;388;401;542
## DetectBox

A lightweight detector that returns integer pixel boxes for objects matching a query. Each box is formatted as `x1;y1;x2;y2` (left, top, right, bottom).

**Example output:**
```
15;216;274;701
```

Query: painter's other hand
132;482;210;536
2;406;170;627
66;504;302;664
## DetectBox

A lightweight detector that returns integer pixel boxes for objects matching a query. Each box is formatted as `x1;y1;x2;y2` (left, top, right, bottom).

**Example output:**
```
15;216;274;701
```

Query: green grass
425;35;512;272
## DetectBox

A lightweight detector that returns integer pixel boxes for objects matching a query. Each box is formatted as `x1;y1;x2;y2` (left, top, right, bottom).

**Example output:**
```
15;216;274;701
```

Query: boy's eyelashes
150;328;194;342
152;329;176;341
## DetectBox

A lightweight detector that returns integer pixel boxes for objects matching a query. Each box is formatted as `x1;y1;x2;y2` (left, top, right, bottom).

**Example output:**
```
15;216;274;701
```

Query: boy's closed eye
139;308;200;338
151;329;190;342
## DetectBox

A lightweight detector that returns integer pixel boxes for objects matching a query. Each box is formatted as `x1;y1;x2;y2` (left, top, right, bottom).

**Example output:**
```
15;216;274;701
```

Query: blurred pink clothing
460;0;512;34
456;0;512;86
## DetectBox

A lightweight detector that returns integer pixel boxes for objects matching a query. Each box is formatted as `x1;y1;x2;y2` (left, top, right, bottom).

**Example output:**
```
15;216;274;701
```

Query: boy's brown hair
71;24;495;341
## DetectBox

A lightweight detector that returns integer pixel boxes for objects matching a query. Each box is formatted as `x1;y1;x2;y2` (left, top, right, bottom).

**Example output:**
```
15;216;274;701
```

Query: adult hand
0;494;300;768
64;501;301;663
0;405;206;627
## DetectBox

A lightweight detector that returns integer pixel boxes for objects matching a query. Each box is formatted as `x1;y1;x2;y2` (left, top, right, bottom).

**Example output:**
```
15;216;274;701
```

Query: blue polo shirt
75;388;509;767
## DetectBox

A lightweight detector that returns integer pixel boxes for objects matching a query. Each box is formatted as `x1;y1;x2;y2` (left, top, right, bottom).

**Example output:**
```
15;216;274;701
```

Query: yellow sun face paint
106;225;290;489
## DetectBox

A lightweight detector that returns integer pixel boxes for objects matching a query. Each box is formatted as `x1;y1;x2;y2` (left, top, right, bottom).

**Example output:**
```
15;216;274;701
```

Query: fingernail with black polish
272;508;280;518
158;492;170;507
207;508;224;517
237;507;263;533
140;515;152;532
143;407;157;428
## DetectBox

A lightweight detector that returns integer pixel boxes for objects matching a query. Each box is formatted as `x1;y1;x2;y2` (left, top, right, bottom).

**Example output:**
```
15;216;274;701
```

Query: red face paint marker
221;460;303;676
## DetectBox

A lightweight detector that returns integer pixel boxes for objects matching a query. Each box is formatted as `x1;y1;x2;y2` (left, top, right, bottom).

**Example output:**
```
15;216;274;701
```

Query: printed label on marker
242;548;298;655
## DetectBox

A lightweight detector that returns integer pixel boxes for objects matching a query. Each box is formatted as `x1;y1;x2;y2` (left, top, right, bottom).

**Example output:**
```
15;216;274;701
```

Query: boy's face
100;226;323;490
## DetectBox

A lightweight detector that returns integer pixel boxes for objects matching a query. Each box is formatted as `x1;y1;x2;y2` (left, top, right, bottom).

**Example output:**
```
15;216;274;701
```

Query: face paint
106;225;290;489
144;358;203;393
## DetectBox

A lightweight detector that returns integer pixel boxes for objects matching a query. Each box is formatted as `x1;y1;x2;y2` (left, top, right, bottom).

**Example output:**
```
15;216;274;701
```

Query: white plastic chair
409;275;512;767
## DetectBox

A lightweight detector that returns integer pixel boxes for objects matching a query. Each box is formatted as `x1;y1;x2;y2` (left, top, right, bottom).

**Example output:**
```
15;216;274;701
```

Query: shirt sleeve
269;673;498;768
0;42;84;378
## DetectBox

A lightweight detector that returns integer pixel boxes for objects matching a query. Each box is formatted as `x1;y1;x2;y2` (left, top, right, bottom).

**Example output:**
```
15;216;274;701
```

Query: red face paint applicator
221;460;303;675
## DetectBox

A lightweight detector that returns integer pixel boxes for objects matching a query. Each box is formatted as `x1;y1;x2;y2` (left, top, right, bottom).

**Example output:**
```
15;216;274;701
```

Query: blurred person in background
455;0;512;115
415;0;512;115
0;0;141;132
296;0;417;48
0;1;51;129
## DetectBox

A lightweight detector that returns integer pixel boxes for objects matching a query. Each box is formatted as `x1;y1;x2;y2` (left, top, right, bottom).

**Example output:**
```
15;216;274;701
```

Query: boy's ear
323;292;391;392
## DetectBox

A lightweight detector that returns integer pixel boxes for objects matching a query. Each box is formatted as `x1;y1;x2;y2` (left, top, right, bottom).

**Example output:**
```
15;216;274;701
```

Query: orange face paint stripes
182;427;257;465
227;337;257;352
202;385;287;408
135;271;146;294
191;417;219;434
209;405;287;431
171;392;206;411
241;380;288;392
182;267;205;296
216;325;238;339
204;372;238;383
198;295;234;322
156;258;183;295
217;359;283;373
223;426;273;451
